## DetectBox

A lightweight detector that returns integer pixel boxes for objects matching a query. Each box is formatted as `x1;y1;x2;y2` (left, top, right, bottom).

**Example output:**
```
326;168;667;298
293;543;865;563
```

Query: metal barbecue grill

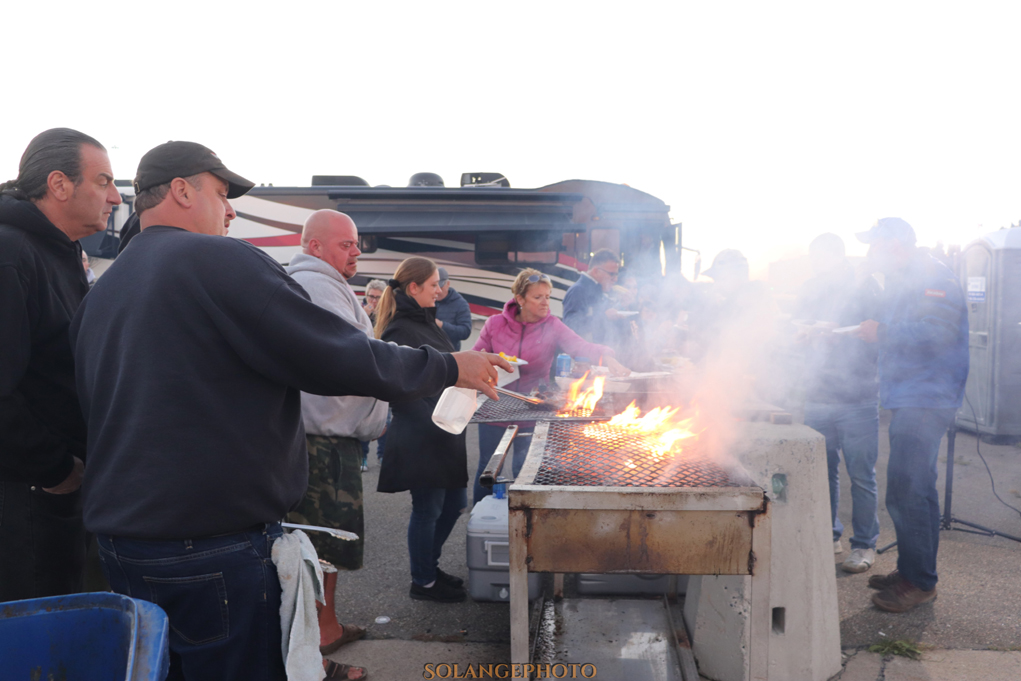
534;421;744;488
503;420;774;680
470;394;618;424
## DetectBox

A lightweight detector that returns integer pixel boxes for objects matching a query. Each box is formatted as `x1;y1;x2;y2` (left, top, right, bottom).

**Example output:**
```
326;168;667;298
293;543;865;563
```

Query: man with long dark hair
0;128;121;601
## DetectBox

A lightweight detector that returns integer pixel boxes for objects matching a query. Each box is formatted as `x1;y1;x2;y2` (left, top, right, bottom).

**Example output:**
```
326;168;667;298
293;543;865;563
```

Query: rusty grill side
533;420;742;488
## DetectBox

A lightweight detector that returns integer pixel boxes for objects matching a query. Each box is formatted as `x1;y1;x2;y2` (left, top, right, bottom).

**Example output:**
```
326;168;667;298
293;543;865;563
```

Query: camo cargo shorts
286;434;364;570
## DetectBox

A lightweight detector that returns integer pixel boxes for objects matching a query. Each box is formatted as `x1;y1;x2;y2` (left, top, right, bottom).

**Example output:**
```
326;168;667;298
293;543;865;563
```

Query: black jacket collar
0;194;79;255
393;289;437;324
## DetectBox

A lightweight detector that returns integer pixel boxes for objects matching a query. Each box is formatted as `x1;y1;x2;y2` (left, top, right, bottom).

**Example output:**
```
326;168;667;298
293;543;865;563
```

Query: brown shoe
871;577;937;613
867;569;901;590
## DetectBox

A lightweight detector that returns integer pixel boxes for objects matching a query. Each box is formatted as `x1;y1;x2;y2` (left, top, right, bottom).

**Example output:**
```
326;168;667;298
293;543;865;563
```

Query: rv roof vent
408;172;444;187
311;175;369;187
461;172;510;188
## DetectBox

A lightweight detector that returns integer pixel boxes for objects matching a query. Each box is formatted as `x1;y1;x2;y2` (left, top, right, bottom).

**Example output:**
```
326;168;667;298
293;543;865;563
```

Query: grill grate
533;421;742;488
471;395;617;424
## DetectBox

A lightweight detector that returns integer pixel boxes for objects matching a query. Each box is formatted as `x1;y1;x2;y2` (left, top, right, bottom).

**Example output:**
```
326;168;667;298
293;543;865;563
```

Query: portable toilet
957;226;1021;437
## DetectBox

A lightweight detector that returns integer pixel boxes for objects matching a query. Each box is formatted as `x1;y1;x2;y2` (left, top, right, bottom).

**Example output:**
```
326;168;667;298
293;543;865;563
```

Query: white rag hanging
271;529;326;681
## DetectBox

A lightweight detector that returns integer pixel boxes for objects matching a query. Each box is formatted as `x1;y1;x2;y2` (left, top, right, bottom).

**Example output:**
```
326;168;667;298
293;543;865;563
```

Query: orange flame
586;400;698;460
559;373;605;415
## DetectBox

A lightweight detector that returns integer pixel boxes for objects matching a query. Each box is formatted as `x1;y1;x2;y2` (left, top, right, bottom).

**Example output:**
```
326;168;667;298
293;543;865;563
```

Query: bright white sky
4;2;1019;278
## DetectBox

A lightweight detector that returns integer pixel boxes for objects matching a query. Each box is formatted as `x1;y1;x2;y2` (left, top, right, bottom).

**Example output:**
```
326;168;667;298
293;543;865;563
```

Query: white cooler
467;494;541;602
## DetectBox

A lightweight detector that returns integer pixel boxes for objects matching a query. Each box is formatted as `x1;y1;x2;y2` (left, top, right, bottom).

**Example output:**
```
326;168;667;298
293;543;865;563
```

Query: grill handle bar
479;425;519;488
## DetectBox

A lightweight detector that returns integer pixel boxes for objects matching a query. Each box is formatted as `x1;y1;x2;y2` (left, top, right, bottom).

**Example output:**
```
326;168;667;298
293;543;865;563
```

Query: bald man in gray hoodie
284;210;385;657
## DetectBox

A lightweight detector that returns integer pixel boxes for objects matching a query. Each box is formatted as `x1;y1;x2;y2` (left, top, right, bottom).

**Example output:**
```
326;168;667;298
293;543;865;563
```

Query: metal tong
491;385;565;410
492;386;543;405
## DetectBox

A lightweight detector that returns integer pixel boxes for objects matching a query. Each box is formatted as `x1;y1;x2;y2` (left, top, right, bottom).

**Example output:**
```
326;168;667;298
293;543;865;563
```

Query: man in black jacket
0;128;122;602
70;141;509;680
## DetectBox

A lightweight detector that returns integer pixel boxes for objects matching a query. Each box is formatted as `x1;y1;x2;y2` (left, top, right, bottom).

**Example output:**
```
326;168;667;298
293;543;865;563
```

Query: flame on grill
583;400;698;461
555;374;701;474
557;373;605;416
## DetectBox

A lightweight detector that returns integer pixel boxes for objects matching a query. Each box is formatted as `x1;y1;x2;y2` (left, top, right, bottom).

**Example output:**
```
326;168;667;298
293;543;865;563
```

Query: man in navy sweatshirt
70;141;510;681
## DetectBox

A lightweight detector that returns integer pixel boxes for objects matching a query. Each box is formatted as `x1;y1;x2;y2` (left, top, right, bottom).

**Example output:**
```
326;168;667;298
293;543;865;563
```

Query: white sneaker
842;548;876;573
360;464;369;472
834;539;844;554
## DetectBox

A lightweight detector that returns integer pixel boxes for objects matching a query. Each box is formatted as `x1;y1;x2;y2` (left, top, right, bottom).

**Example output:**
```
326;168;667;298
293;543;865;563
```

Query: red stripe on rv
558;253;586;271
243;234;303;247
469;303;501;317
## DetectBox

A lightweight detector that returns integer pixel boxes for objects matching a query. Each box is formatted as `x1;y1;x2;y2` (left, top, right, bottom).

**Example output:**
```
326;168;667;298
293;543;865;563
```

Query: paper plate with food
498;352;529;366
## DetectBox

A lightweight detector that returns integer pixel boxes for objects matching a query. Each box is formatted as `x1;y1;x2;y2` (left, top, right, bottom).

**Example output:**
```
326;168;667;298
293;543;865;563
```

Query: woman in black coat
374;256;468;602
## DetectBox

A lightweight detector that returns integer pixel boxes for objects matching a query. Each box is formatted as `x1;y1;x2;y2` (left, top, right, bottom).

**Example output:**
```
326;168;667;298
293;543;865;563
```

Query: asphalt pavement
835;411;1021;651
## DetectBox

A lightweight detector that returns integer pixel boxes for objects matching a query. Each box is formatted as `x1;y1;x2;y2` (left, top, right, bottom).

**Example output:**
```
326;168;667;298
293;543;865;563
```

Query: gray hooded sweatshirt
285;254;388;440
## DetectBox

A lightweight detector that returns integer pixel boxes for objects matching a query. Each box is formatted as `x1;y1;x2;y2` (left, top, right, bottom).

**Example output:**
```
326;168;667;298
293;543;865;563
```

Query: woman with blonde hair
471;268;629;504
375;257;468;602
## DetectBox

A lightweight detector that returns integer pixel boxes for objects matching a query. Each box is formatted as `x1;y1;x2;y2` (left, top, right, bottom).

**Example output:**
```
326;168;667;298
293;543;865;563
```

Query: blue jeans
804;401;880;550
97;523;286;681
408;488;467;585
473;424;532;507
886;408;955;592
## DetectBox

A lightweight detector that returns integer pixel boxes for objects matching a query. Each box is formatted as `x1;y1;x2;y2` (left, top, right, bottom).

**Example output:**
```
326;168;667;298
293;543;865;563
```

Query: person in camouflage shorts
287;434;364;569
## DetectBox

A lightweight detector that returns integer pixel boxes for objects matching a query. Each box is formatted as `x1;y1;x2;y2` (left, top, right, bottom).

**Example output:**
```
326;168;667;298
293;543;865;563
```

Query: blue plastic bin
0;592;170;680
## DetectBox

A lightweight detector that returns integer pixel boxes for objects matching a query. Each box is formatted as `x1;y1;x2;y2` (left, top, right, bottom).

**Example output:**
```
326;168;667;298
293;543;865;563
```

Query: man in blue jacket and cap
856;217;968;613
434;267;473;350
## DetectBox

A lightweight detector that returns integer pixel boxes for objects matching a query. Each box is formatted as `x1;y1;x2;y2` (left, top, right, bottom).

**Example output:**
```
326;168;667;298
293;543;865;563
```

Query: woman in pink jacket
471;269;629;504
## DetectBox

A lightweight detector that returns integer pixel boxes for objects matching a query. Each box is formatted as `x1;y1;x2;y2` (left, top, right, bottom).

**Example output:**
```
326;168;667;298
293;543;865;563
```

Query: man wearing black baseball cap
133;141;255;200
855;217;969;613
130;140;256;237
70;141;511;680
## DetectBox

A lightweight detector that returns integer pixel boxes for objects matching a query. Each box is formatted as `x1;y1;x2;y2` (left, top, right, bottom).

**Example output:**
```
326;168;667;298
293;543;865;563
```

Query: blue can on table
556;353;572;377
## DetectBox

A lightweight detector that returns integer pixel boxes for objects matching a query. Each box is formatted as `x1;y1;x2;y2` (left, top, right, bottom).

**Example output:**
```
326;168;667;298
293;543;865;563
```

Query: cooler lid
467;495;509;536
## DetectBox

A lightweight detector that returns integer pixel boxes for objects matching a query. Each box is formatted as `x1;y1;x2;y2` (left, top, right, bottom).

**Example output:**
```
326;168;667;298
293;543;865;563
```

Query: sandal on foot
337;623;365;647
320;623;366;654
324;660;368;680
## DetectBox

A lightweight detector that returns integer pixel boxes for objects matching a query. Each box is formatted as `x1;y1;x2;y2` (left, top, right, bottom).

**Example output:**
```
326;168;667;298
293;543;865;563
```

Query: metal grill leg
509;507;530;679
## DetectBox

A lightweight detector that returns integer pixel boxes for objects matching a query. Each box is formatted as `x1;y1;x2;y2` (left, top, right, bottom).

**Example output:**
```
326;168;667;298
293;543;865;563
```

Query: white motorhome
85;173;679;319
